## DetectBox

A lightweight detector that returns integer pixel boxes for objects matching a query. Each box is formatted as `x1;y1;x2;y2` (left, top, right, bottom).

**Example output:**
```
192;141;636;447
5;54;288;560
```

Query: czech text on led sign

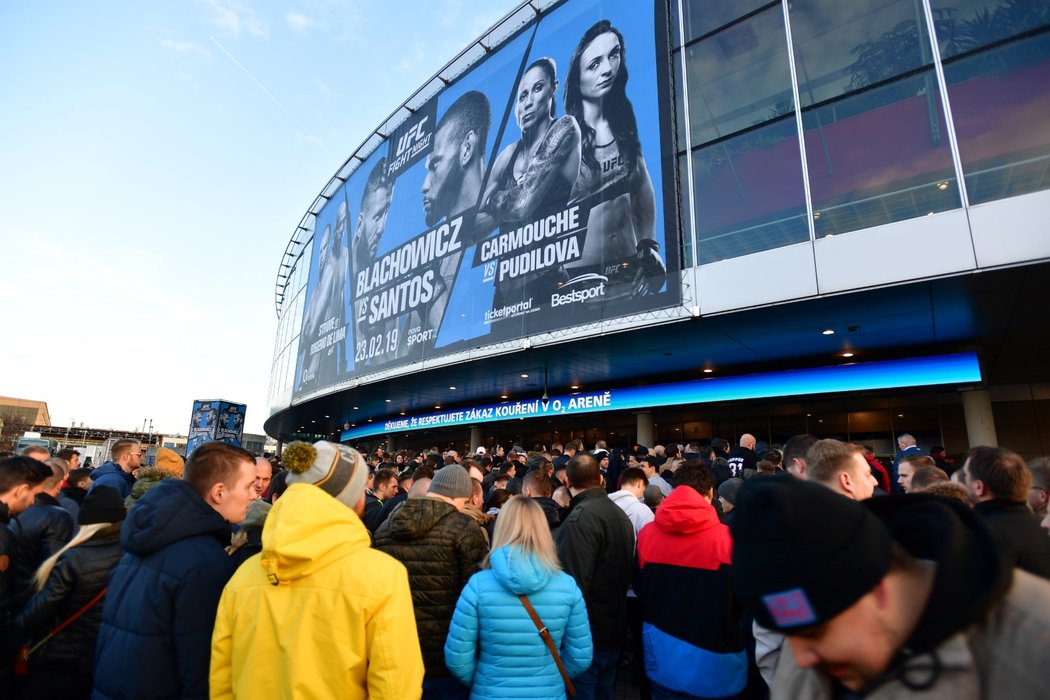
341;352;981;440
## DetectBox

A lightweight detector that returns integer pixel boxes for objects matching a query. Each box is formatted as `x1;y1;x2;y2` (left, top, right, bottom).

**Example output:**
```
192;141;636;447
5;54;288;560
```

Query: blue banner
294;0;678;399
341;353;983;440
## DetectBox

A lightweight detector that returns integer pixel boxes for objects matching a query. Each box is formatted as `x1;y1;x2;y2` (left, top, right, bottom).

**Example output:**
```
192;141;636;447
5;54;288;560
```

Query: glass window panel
944;30;1050;203
682;0;772;44
685;6;794;145
678;153;694;267
802;70;961;237
931;0;1050;59
693;116;809;263
790;0;936;107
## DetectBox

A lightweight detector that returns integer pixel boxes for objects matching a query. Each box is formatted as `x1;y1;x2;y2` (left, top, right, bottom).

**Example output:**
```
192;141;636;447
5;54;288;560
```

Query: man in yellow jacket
210;441;424;699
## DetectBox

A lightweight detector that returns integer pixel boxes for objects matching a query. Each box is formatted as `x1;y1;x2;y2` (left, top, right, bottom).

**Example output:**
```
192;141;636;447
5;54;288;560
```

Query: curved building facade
266;0;1050;459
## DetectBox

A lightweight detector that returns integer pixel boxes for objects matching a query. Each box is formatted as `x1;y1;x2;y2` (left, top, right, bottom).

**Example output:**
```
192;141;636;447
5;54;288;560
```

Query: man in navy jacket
91;442;257;700
88;440;140;499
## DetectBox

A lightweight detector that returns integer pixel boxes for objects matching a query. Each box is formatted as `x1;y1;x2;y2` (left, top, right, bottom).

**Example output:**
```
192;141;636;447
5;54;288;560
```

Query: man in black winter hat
731;477;1050;698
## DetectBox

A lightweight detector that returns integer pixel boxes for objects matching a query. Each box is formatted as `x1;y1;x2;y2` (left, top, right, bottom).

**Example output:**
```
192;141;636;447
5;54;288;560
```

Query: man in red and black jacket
635;461;748;699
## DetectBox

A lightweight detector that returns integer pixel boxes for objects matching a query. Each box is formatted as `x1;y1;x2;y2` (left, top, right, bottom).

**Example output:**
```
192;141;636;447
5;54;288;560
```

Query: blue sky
0;0;518;436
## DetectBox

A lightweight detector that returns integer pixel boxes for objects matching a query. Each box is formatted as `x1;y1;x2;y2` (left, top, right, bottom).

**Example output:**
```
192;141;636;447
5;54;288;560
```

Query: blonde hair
484;496;561;572
34;523;113;591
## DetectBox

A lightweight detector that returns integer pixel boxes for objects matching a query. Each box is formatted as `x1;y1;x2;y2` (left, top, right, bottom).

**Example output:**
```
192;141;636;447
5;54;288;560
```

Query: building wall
267;0;1050;434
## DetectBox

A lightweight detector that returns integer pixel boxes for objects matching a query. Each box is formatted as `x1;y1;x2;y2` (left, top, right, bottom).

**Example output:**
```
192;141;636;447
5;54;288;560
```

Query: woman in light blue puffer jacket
445;495;593;699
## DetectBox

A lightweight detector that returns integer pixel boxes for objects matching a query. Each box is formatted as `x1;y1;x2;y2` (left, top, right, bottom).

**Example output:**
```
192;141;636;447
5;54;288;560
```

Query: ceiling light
385;399;391;403
520;373;529;378
449;386;456;390
822;329;835;335
841;352;854;358
570;384;579;389
324;415;330;418
353;406;359;410
435;405;441;409
400;411;405;416
703;368;713;373
936;181;949;190
501;394;508;399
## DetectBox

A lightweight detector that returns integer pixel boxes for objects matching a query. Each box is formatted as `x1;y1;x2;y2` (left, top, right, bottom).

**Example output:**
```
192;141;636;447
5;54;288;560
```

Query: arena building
265;0;1050;460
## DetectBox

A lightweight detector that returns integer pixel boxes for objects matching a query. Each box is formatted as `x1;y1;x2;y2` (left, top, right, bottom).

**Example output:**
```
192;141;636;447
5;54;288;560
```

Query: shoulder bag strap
518;594;576;696
24;586;108;657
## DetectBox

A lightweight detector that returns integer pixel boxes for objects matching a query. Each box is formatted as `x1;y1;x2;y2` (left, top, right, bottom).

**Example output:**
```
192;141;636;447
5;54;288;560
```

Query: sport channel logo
551;274;606;307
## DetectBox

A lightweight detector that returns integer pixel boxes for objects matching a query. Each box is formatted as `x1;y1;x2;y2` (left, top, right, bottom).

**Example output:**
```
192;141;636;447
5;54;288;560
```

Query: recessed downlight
842;352;855;358
822;329;835;335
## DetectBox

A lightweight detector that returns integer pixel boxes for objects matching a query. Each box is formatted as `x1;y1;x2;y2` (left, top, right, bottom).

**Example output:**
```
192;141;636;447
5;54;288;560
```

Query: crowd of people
1;432;1049;699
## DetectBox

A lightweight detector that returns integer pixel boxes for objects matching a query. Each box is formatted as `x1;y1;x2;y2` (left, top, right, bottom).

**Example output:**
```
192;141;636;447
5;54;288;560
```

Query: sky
0;0;520;437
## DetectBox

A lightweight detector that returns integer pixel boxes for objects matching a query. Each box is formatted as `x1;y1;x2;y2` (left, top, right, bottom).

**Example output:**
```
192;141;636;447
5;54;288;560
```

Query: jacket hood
864;494;1012;659
609;490;643;509
121;478;230;556
260;483;369;584
388;496;458;541
489;545;553;595
126;467;176;508
241;498;271;531
93;461;131;481
654;485;720;535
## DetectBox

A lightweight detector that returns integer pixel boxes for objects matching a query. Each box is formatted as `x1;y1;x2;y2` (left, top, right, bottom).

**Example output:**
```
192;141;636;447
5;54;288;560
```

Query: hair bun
282;442;317;474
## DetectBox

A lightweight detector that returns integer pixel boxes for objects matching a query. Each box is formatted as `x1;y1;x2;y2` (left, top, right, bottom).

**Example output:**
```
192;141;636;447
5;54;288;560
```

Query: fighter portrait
564;20;666;298
300;200;349;392
480;57;581;308
292;0;677;402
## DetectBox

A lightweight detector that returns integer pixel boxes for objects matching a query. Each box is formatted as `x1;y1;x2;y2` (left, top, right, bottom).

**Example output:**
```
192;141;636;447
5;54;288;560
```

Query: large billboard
187;400;247;453
294;0;677;398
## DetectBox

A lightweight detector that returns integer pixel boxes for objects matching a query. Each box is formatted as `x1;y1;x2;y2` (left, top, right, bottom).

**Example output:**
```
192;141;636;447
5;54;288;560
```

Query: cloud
286;13;315;32
201;0;266;37
160;39;214;62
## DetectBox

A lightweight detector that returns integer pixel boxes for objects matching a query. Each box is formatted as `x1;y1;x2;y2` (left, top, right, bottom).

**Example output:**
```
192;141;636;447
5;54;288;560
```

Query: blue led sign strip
341;352;981;440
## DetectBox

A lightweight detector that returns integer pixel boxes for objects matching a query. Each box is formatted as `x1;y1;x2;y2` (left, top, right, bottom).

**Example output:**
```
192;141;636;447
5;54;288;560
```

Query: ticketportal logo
551;275;606;307
484;298;534;324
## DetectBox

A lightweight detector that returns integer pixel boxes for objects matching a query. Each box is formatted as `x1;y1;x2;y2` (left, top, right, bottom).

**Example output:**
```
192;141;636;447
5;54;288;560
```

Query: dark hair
484;488;512;512
68;467;93;489
183;442;255;500
761;450;782;467
966;446;1031;501
374;467;398;489
783;434;819;472
523;56;558;119
436;90;491;163
361;156;392;209
639;455;661;470
57;448;80;462
412;465;435;481
566;454;601;489
0;456;50;493
620;466;648;488
564;20;640;173
674;460;714;497
269;469;289;503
